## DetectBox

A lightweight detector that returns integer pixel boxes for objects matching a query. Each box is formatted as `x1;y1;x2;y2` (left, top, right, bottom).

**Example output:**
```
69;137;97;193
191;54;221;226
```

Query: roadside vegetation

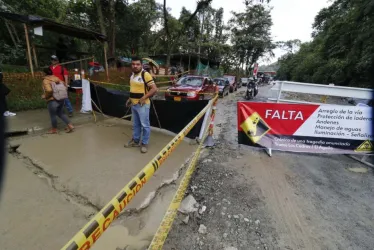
276;0;374;87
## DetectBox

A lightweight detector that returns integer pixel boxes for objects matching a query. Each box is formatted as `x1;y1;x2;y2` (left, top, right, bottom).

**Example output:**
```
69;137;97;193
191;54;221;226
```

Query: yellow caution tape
147;99;215;250
88;79;130;88
88;79;215;95
61;98;215;250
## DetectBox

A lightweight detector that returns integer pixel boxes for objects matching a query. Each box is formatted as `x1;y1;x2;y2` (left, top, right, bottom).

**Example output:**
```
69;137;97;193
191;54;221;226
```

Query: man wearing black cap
50;55;74;117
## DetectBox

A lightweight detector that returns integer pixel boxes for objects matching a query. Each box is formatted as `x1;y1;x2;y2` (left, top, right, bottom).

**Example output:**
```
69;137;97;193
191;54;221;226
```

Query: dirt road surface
163;86;374;250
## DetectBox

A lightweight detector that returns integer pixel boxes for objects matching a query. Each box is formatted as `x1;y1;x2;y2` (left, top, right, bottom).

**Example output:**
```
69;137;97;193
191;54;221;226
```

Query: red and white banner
238;102;373;154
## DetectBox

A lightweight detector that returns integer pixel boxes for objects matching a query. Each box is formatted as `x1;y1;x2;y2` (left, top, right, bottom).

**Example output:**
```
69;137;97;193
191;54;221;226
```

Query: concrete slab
14;119;195;210
0;155;88;250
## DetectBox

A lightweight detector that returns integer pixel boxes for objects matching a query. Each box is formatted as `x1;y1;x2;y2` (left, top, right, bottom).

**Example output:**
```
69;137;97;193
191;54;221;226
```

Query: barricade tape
88;79;216;95
147;98;217;250
88;79;130;88
61;97;215;250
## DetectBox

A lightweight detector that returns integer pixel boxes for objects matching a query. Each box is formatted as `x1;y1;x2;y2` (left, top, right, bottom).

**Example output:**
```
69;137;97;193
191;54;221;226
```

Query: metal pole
199;103;212;140
24;24;34;78
103;43;109;81
277;82;283;103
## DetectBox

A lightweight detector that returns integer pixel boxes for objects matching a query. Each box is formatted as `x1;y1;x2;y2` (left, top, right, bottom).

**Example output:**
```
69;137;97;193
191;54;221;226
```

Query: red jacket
50;65;68;82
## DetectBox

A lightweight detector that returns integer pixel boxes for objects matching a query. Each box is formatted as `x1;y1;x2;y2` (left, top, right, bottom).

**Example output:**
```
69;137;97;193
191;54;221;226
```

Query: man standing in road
124;56;158;153
50;55;74;117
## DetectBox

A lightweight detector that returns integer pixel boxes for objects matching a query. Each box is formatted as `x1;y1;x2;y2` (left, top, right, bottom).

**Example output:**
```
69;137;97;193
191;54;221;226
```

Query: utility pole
197;10;205;75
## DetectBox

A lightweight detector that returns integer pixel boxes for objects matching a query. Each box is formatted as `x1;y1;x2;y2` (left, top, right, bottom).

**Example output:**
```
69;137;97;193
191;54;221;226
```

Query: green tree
161;0;212;67
277;0;374;87
229;2;275;75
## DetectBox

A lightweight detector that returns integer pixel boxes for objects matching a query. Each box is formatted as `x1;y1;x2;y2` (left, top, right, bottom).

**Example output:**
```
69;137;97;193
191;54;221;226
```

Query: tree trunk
166;47;171;72
197;10;205;73
108;0;116;58
164;0;170;68
94;0;109;66
94;0;107;37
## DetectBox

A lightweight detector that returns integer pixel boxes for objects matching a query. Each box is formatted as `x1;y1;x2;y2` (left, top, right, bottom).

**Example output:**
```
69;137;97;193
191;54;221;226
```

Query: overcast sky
156;0;331;64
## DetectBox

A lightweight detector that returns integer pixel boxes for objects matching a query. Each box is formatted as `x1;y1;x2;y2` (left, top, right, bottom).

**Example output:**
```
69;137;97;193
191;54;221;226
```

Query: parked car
213;78;230;98
240;77;249;86
223;75;237;92
165;75;216;101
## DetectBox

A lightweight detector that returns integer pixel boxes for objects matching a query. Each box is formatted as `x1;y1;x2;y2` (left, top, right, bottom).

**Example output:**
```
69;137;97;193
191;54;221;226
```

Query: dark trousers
47;100;70;128
0;97;7;112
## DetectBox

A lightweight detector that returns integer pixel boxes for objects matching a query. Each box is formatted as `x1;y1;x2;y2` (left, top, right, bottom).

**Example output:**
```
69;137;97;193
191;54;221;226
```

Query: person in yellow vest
124;56;158;153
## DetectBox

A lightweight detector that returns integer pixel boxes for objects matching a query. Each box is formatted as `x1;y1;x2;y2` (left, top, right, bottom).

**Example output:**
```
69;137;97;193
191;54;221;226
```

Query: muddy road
163;86;374;250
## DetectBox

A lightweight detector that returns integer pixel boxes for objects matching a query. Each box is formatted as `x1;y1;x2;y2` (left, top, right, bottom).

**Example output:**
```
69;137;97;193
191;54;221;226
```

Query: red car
165;75;216;101
223;74;238;92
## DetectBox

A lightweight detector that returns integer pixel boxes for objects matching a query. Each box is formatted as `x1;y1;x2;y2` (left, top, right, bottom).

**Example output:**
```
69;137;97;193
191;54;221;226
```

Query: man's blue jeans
132;103;151;145
64;98;73;113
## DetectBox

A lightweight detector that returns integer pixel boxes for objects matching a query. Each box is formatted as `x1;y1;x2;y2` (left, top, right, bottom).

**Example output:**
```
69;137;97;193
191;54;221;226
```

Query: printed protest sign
238;102;373;154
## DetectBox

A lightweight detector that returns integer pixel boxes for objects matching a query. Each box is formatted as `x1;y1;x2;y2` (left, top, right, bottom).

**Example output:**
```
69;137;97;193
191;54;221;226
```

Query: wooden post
103;43;109;81
24;24;34;78
32;44;38;68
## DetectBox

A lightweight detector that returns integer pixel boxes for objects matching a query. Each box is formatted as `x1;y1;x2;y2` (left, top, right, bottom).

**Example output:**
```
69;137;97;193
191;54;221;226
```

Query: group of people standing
41;55;157;153
3;54;158;154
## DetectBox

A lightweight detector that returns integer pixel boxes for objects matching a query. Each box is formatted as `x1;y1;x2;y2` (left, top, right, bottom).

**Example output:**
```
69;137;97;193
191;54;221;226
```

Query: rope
154;70;189;78
151;99;162;129
91;98;109;118
92;84;107;118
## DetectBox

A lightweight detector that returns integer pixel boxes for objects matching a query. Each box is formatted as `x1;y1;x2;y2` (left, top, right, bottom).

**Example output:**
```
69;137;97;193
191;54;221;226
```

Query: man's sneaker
124;139;140;148
68;112;73;117
4;111;16;117
141;144;148;154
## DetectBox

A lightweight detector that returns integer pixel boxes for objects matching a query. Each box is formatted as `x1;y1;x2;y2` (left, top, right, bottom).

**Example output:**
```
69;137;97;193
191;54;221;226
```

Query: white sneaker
4;111;16;117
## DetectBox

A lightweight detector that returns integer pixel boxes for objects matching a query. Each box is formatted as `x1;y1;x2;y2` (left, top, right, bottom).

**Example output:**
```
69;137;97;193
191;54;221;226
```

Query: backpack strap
141;70;155;95
141;70;147;94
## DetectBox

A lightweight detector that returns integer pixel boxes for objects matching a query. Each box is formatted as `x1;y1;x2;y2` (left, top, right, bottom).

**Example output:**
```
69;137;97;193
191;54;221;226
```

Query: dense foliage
277;0;374;87
0;0;274;72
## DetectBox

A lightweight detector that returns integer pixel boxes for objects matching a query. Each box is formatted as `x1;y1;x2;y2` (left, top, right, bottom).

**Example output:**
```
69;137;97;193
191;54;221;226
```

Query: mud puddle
93;185;178;250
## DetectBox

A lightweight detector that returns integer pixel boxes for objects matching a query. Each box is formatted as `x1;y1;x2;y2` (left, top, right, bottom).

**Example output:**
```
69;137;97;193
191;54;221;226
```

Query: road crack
8;145;100;218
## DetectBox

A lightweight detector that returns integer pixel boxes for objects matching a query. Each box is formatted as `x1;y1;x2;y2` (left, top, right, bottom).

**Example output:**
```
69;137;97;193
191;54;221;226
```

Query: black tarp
0;12;107;42
90;84;208;139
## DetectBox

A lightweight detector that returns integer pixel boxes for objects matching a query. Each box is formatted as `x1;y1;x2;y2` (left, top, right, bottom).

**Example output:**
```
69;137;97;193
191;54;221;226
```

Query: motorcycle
245;79;259;100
